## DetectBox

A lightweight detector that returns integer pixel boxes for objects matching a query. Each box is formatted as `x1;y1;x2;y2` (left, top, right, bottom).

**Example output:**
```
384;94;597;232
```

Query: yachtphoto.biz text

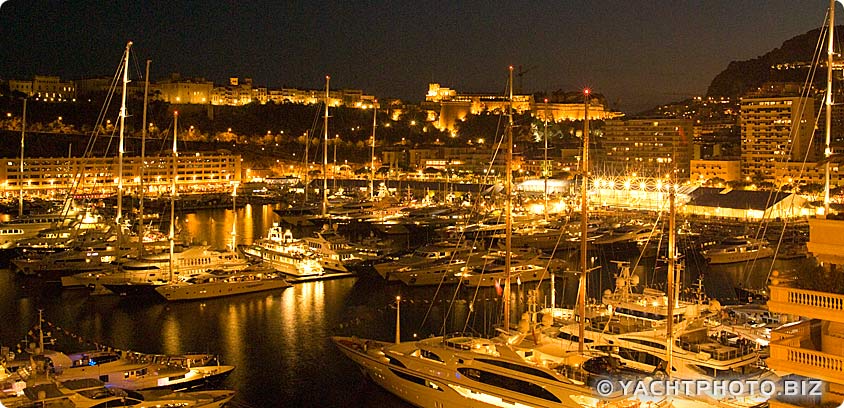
595;378;823;399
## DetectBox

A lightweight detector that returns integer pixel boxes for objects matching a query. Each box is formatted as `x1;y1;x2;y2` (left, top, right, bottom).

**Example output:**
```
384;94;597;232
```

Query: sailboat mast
19;98;25;218
666;183;676;377
578;89;590;354
231;181;237;252
503;66;514;330
323;76;330;217
139;59;150;255
304;130;309;204
117;41;131;233
544;99;549;221
170;111;178;283
825;0;835;215
371;101;377;200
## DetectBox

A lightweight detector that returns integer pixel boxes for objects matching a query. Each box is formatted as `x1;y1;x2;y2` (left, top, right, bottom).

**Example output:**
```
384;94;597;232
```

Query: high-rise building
601;118;694;179
740;96;815;184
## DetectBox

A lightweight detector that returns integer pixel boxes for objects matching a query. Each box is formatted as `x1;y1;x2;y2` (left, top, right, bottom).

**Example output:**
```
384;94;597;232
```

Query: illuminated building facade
9;75;76;102
155;73;213;104
0;152;241;198
690;159;741;184
601;118;695;179
740;96;816;184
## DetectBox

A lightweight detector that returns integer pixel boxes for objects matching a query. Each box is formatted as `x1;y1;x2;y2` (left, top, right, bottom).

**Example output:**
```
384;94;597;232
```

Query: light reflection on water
0;204;820;407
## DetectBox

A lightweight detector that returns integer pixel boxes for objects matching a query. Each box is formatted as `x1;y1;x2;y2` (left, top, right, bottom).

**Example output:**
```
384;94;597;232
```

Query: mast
333;134;338;192
139;59;150;255
18;98;25;218
323;75;330;217
371;101;377;200
544;99;549;221
825;0;835;215
666;182;676;377
503;66;514;330
231;181;238;252
304;130;309;204
170;111;178;283
117;41;131;236
578;89;590;353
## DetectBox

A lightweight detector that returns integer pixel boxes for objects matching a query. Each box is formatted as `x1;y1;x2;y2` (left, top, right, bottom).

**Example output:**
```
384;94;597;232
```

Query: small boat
154;266;292;301
701;236;774;264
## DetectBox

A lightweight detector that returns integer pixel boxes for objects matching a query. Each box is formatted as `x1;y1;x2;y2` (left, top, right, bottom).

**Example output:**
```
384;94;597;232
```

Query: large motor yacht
238;224;324;278
701;236;774;264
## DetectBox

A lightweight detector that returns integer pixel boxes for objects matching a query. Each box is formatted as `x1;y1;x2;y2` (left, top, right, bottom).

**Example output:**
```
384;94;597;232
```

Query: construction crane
517;65;537;94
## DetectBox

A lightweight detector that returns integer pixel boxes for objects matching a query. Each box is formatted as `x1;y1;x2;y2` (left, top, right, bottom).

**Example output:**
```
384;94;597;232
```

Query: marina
4;2;844;406
0;202;818;407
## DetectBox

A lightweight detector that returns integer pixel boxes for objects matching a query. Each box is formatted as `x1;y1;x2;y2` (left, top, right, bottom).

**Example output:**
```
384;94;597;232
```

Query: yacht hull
155;279;292;301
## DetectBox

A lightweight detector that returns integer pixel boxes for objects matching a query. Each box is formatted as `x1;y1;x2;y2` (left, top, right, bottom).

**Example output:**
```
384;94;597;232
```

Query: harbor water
0;204;816;407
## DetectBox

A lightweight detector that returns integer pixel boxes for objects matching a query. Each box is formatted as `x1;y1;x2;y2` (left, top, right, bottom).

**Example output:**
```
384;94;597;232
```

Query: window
457;367;561;403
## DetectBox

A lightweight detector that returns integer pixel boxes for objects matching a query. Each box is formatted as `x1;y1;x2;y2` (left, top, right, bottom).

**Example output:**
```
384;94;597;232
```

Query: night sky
0;0;829;113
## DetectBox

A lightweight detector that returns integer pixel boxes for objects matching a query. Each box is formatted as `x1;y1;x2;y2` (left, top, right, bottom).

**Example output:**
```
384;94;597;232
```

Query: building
690;159;741;184
681;187;811;219
0;152;241;198
9;76;76;102
600;118;695;179
155;74;213;104
424;83;619;132
767;215;844;407
740;96;816;184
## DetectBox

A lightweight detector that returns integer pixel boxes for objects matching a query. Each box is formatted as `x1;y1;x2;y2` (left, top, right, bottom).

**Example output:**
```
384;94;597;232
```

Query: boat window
474;358;559;382
386;355;406;368
556;331;594;343
389;368;428;387
621;338;666;350
457;367;562;403
420;349;444;362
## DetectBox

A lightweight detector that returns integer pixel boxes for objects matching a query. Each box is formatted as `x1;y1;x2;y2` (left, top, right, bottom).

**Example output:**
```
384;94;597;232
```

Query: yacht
302;229;384;272
1;378;234;408
238;224;324;278
98;245;249;296
701;236;774;264
373;241;474;281
526;263;774;406
12;349;234;392
11;242;136;280
154;266;292;301
333;334;662;408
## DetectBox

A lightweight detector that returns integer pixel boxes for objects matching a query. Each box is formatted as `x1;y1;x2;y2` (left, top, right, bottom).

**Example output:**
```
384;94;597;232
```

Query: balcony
769;343;844;384
768;285;844;324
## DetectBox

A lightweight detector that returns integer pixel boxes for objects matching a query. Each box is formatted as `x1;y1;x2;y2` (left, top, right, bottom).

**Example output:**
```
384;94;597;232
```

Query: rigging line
743;18;827;280
64;53;125;207
418;107;508;336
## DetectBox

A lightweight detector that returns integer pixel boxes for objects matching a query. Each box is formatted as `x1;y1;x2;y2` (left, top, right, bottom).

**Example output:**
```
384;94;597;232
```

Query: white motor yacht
154;266;292;301
238;224;324;278
701;236;774;264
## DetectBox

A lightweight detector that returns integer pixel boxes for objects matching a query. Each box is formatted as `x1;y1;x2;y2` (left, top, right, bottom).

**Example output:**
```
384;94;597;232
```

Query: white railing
770;341;844;380
769;285;844;321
